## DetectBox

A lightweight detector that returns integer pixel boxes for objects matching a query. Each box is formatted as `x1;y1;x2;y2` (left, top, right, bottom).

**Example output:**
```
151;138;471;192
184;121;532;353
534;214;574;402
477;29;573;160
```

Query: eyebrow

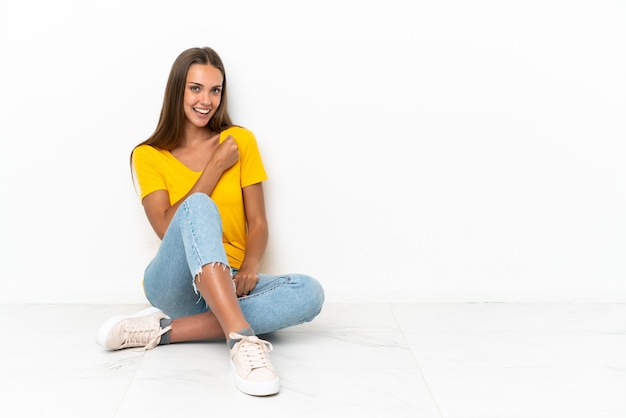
188;81;222;88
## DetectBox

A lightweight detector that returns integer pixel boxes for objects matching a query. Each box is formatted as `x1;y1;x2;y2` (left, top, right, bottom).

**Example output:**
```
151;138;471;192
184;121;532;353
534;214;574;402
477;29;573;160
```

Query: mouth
193;107;211;115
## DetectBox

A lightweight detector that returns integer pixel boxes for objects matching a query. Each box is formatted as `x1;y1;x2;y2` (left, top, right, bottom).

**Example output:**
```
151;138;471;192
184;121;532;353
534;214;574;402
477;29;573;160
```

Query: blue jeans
142;193;325;335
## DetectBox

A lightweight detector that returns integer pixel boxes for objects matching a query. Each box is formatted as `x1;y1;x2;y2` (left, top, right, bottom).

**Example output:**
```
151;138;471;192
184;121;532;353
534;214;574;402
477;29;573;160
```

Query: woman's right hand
210;135;239;171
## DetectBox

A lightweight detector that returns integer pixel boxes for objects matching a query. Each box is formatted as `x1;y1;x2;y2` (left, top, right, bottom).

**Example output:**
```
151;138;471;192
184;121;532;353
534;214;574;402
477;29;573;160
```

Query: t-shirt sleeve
132;145;167;200
238;129;268;188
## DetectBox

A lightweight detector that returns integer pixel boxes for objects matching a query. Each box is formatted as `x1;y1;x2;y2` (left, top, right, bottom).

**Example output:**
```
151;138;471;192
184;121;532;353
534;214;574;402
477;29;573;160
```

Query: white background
0;0;624;304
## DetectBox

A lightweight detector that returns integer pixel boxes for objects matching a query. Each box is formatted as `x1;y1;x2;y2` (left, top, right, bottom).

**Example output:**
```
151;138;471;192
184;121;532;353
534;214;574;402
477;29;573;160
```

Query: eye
190;85;200;92
211;87;222;95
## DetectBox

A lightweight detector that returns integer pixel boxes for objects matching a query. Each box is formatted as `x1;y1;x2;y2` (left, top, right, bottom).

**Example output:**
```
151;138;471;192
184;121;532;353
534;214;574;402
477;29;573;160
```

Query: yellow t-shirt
132;126;268;268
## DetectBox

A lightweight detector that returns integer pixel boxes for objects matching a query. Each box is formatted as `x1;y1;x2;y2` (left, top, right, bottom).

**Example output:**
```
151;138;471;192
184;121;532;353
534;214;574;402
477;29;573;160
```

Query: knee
185;193;219;215
292;274;325;319
186;192;214;207
309;276;325;311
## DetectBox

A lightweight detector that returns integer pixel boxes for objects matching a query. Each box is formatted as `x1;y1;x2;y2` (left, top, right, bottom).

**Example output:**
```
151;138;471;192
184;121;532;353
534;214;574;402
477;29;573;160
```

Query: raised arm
142;135;239;239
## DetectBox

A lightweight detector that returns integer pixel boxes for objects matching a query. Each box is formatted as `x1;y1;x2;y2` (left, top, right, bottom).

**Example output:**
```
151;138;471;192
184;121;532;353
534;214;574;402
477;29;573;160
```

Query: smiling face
183;63;224;129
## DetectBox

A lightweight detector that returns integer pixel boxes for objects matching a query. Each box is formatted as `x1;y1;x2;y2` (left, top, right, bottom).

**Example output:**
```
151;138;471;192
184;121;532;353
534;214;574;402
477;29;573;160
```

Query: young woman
96;47;325;397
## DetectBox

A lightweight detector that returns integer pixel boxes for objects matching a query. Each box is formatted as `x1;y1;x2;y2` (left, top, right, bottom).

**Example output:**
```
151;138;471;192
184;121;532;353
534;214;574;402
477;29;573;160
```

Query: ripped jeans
142;193;325;335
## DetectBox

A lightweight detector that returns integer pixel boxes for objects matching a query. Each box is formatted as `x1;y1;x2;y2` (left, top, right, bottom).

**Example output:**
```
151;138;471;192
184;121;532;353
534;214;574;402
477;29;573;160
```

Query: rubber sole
230;361;280;396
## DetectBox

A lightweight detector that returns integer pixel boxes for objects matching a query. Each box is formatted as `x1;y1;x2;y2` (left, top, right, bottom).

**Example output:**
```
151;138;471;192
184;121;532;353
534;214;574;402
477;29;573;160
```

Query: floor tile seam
112;350;149;417
390;303;444;418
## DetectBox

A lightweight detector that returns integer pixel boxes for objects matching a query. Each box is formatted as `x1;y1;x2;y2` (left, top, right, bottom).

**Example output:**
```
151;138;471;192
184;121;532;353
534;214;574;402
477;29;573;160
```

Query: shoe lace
128;324;172;351
230;332;273;370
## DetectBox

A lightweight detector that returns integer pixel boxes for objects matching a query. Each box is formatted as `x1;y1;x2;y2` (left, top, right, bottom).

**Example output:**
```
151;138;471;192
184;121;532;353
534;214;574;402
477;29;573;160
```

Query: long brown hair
131;47;234;161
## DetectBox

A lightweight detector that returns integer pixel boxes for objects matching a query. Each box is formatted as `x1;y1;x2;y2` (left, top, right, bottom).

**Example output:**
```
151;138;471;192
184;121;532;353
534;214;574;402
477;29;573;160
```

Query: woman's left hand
233;270;259;297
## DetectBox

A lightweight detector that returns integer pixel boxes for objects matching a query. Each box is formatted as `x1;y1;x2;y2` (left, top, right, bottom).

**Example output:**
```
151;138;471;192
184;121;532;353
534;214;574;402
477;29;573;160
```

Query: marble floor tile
420;366;626;418
0;302;624;417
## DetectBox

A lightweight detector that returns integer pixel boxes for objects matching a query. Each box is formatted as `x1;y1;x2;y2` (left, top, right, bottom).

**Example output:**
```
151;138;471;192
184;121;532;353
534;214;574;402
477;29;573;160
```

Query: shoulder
132;145;170;170
133;144;168;160
222;126;256;142
133;144;159;155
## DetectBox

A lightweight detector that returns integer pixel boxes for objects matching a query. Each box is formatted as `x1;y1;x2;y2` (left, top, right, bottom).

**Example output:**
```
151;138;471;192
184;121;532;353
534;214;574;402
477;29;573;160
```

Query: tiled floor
1;302;625;417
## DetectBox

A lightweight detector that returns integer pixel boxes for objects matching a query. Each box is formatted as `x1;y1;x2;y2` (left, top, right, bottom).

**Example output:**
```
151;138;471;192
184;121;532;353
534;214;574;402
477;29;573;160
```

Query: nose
201;90;211;105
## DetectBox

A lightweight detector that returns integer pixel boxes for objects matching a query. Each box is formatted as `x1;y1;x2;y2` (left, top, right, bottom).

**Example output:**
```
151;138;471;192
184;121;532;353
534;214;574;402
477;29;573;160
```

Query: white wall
0;0;624;304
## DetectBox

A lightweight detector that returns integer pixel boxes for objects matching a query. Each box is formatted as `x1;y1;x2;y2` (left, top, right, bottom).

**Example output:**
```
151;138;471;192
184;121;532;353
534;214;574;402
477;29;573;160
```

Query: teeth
194;108;210;114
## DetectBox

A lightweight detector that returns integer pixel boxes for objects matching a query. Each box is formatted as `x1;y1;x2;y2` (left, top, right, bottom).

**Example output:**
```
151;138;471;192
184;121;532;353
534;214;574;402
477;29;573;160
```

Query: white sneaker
229;332;280;396
96;307;171;350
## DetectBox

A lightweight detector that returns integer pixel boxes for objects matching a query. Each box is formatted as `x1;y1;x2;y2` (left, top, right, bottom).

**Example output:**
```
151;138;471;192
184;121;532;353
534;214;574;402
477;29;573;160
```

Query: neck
182;125;215;146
